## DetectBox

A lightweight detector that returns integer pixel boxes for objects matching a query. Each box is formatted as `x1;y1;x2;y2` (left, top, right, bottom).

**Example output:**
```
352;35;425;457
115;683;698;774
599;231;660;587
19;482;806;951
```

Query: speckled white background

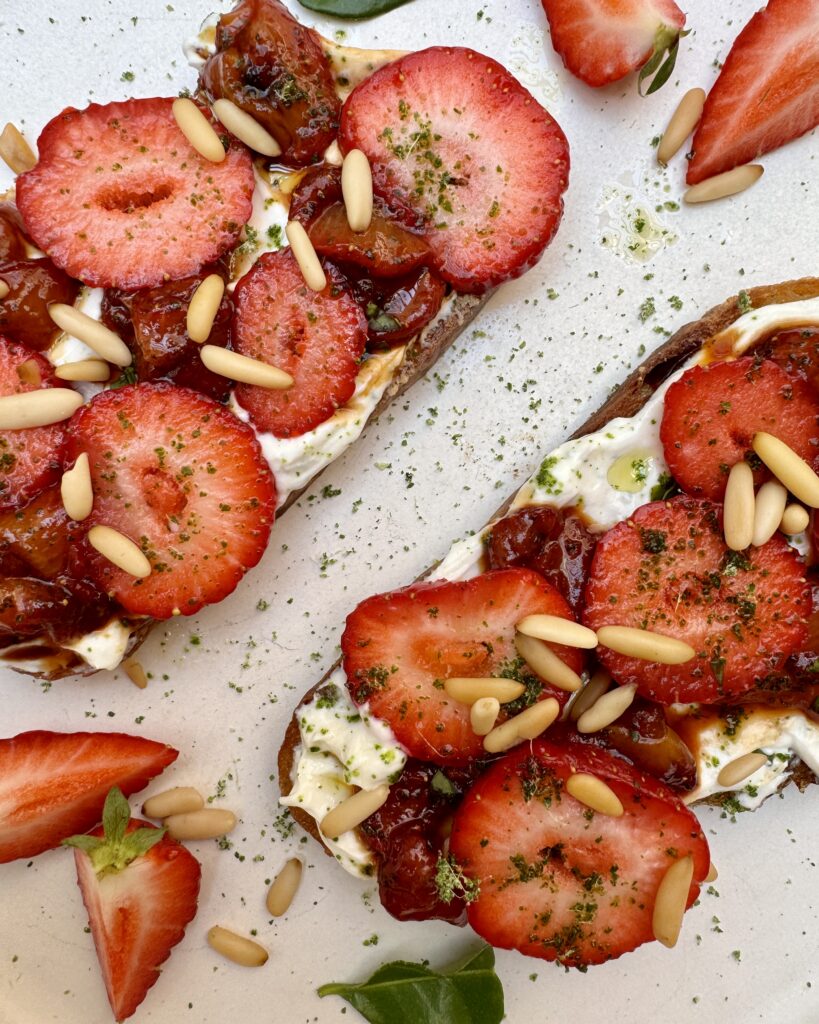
1;1;818;1022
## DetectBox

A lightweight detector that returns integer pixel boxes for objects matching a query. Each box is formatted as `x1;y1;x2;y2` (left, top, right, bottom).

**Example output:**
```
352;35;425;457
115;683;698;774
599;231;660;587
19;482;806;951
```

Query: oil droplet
607;451;654;493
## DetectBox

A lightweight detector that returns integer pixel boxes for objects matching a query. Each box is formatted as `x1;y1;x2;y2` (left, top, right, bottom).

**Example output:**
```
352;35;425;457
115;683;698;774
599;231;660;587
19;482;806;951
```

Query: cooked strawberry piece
0;578;77;641
339;47;570;293
449;740;709;967
0;258;79;351
67;382;276;619
341;568;585;767
288;165;343;227
0;485;73;579
582;497;810;704
351;266;447;348
687;0;819;184
0;732;177;863
308;203;431;279
757;327;819;394
16;98;253;290
232;249;367;438
200;0;341;165
0;202;29;262
660;357;819;501
540;0;686;89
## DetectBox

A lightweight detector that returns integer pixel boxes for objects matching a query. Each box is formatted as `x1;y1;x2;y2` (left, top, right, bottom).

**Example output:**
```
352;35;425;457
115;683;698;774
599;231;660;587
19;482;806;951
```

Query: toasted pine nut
123;657;148;690
684;163;763;204
483;697;560;754
212;98;282;157
200;346;293;389
285;220;327;292
165;808;237;841
0;279;9;300
266;858;303;917
16;360;41;386
143;786;204;818
752;480;788;546
61;453;93;521
0;388;83;429
324;140;344;166
320;785;390;839
652;854;694;948
88;525;151;579
781;502;810;535
470;697;500;736
187;274;225;344
341;149;373;233
657;88;705;166
705;862;718;883
443;676;525;704
716;750;768;788
54;359;111;383
516;613;597;649
753;432;819;508
576;682;638;734
569;669;612;722
48;303;132;366
515;632;583;692
207;926;268;967
723;461;754;551
565;772;624;817
596;625;695;664
0;123;36;173
172;97;225;163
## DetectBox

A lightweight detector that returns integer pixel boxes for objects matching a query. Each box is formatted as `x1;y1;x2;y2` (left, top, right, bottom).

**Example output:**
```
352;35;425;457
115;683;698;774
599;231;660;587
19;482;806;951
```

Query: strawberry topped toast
0;0;569;679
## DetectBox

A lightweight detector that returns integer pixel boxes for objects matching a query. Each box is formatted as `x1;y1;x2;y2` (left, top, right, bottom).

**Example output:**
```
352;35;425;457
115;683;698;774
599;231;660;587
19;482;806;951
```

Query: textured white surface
1;1;818;1022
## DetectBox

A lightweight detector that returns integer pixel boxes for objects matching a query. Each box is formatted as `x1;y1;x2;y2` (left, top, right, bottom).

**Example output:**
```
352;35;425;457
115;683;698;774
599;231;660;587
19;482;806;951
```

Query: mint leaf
298;0;416;18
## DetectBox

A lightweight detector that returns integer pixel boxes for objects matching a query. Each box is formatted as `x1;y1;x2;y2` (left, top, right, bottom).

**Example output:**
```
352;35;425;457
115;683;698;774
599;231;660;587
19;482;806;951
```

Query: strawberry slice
687;0;819;184
65;788;200;1022
232;249;367;438
540;0;686;90
341;568;585;767
449;739;709;967
582;496;810;704
0;337;71;513
660;357;819;501
339;47;570;293
307;204;431;279
16;98;253;290
67;382;276;619
0;732;177;863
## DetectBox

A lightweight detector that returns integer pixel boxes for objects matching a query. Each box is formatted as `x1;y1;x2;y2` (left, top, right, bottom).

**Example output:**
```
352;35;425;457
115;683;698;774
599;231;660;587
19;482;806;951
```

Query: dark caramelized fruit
0;203;28;262
0;258;79;351
347;265;446;347
757;327;819;394
308;203;431;279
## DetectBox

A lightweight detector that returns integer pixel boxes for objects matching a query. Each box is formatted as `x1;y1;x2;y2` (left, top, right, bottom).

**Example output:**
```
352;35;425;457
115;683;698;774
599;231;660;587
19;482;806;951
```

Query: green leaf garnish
298;0;416;18
62;786;166;877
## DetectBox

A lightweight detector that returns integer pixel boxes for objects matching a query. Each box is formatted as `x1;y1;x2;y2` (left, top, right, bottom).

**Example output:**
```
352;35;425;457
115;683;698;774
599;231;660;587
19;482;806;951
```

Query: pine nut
0;280;9;300
165;808;237;841
324;140;344;166
207;926;268;967
684;163;763;204
752;480;788;546
780;502;810;535
483;697;560;754
187;274;225;344
143;787;204;818
266;858;303;917
0;388;83;429
123;657;148;689
61;453;93;521
565;772;624;817
652;854;694;948
48;303;132;366
753;432;819;507
705;862;718;883
172;97;225;163
516;613;597;649
657;88;706;166
285;220;327;292
470;696;500;736
723;461;754;551
212;98;282;157
0;123;36;173
443;676;525;704
54;359;111;383
569;669;612;722
716;750;768;788
199;345;293;389
320;784;390;839
341;149;373;233
576;682;638;734
597;625;695;664
515;633;583;692
16;360;41;386
88;525;151;579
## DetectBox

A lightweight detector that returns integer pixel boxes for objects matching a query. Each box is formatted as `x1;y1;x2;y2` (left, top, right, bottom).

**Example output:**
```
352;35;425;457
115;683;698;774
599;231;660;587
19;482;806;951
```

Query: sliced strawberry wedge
339;47;570;293
67;383;276;619
341;569;585;767
232;249;367;438
449;740;709;967
66;788;200;1022
0;732;177;863
16;98;253;290
687;0;819;184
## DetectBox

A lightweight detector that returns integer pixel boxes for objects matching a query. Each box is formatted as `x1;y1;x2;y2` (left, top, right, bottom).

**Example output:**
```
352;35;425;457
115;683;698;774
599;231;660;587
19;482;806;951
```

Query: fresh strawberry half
232;249;367;438
660;357;819;501
540;0;686;90
16;98;254;290
341;568;585;768
0;731;177;863
449;739;709;967
67;382;276;619
687;0;819;184
582;496;810;704
339;47;570;293
65;788;200;1022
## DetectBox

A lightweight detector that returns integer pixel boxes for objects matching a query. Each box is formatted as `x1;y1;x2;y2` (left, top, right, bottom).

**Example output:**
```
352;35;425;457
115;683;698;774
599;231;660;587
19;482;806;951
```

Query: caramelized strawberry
0;258;79;351
0;485;73;579
351;266;447;348
288;165;343;226
0;203;28;262
308;204;431;279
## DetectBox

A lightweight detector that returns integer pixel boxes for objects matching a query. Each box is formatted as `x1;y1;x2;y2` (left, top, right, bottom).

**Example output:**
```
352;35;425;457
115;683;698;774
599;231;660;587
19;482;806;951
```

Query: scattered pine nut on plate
207;926;269;967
